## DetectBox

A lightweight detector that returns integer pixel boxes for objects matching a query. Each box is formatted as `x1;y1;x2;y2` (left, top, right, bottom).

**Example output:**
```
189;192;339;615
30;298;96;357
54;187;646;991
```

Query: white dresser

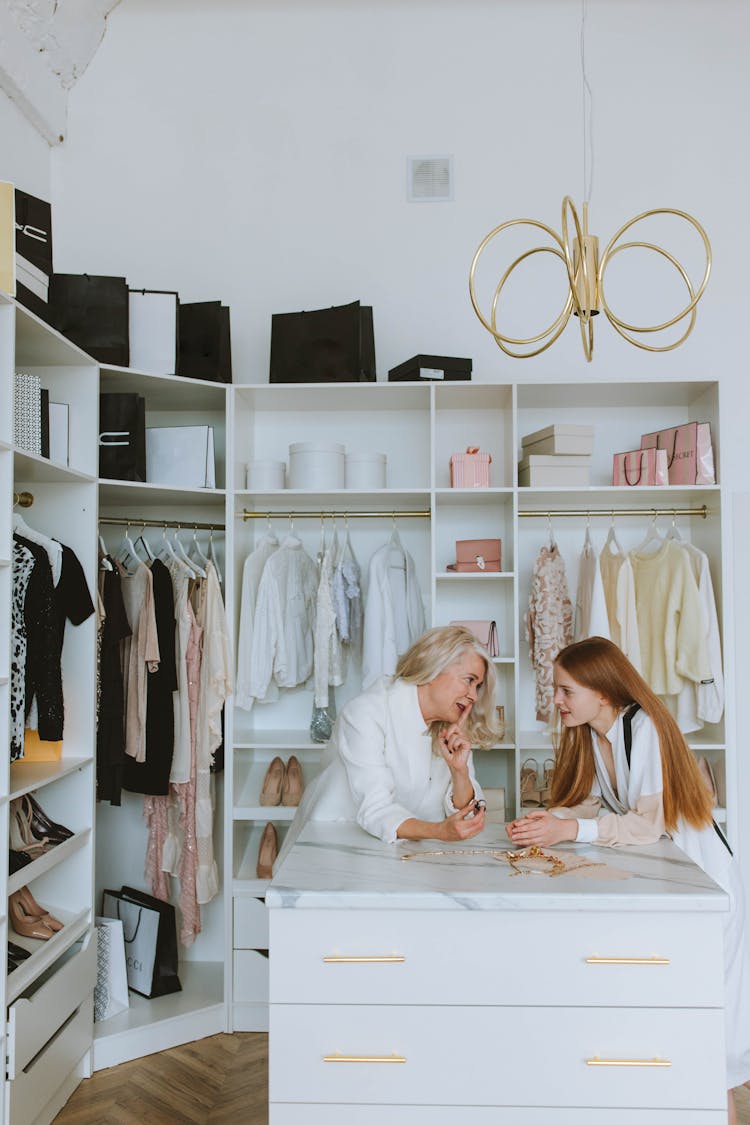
267;822;729;1122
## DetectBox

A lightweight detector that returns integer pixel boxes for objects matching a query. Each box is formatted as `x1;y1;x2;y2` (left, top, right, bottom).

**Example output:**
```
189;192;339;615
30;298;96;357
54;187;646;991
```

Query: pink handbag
612;447;668;487
450;619;499;657
640;422;716;485
449;446;492;487
446;538;502;573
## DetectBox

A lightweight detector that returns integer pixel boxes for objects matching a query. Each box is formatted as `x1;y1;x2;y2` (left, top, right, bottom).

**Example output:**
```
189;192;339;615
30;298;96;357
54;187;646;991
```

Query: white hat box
246;460;286;490
288;442;345;490
345;451;387;489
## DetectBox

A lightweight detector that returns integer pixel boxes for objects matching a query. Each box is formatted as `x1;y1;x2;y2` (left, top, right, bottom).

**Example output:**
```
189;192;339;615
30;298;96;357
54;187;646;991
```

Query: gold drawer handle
587;1056;671;1068
323;955;406;964
324;1053;406;1064
586;956;670;966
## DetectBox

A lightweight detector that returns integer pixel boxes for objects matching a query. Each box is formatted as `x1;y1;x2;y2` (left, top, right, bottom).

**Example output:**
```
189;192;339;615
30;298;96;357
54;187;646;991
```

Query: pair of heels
520;757;555;807
9;886;63;941
697;757;719;807
256;823;278;880
9;793;73;862
260;756;304;807
7;940;31;973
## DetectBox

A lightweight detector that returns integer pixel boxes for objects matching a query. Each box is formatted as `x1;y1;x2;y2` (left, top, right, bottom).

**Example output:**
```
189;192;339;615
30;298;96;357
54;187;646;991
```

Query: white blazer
281;678;483;854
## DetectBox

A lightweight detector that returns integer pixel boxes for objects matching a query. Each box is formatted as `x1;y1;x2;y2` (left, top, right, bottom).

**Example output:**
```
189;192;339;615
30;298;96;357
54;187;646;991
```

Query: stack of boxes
518;424;594;486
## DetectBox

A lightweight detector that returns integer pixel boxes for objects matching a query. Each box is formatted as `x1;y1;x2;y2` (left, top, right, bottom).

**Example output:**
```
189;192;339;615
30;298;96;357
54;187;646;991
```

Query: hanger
264;512;279;544
582;513;593;553
317;513;327;568
603;510;624;554
173;525;205;577
634;510;665;555
188;524;210;570
135;522;155;562
97;530;113;571
387;513;406;570
117;522;144;573
546;512;556;548
157;522;179;564
666;511;683;542
208;526;222;580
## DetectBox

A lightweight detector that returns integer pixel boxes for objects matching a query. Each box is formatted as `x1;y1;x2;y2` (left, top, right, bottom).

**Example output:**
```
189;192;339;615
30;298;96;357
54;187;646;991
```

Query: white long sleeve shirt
248;535;318;700
362;535;425;690
574;532;611;642
599;538;642;670
663;541;724;731
235;533;279;710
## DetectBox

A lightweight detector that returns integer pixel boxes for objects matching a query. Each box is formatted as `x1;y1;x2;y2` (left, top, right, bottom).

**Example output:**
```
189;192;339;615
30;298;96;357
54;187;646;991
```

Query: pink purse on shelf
446;538;502;573
450;619;500;657
640;421;716;485
449;446;492;487
612;447;668;486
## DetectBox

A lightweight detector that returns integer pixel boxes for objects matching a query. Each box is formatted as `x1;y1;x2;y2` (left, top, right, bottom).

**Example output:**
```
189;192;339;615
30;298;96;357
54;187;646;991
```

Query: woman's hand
440;800;486;841
438;723;472;776
505;810;578;847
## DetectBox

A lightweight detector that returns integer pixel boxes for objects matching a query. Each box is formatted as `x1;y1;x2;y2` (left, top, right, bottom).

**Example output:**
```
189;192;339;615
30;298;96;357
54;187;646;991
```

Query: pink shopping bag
640;422;715;485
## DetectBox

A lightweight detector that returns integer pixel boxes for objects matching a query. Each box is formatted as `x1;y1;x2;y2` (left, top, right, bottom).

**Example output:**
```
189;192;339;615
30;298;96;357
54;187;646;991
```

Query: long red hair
548;637;713;832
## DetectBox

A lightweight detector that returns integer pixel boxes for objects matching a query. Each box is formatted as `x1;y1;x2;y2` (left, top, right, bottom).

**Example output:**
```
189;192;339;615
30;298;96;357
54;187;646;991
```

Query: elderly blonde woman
279;625;499;858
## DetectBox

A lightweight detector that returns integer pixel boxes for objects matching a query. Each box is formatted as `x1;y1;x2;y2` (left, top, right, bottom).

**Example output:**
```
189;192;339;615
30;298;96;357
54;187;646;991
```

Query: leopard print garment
11;538;35;760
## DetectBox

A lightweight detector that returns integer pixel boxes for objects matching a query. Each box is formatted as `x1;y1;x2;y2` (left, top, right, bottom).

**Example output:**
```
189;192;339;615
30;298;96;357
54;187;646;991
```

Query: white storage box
345;451;386;489
288;442;345;490
521;423;594;456
246;460;285;490
518;453;591;487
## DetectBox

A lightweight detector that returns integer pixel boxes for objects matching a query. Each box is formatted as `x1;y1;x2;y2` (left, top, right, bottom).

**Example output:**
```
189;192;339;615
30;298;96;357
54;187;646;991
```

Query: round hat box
246;460;286;490
345;451;387;489
288;442;345;490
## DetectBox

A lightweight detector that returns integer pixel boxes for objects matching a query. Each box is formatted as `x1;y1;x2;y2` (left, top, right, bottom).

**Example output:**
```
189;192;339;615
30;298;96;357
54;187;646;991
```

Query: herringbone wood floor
53;1033;267;1125
49;1031;750;1123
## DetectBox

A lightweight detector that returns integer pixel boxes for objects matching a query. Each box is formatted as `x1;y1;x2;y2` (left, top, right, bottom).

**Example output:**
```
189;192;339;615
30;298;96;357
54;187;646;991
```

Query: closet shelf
0;438;11;452
6;907;90;1004
13;449;96;484
233;731;326;750
8;829;91;896
99;479;226;509
234;806;297;823
9;756;93;800
239;489;431;513
15;301;97;367
100;365;228;409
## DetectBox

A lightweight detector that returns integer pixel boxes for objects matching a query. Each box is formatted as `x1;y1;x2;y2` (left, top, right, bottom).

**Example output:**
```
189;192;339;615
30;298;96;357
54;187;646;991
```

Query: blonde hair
395;625;500;754
549;636;713;833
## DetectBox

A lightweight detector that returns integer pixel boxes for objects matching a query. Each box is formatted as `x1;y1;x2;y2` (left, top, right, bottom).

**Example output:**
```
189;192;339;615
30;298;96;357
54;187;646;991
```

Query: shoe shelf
6;907;90;1004
233;822;289;892
9;757;93;801
233;749;315;817
8;829;92;896
233;730;326;750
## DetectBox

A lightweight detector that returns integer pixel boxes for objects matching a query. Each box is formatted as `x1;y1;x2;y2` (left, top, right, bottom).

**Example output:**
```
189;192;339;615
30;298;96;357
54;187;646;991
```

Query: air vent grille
407;156;453;202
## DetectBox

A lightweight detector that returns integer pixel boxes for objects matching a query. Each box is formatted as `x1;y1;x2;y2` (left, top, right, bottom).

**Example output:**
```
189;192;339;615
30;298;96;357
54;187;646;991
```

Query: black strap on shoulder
624;702;732;855
622;703;641;769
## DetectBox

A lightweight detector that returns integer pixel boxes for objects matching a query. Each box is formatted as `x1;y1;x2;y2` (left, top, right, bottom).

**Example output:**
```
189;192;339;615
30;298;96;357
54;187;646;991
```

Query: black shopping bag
49;273;130;365
14;188;54;322
269;299;376;383
99;393;146;481
101;886;181;998
177;301;232;383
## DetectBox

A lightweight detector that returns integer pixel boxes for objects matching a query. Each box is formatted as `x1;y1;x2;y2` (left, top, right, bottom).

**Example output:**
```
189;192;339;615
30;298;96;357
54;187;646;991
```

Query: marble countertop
267;821;727;912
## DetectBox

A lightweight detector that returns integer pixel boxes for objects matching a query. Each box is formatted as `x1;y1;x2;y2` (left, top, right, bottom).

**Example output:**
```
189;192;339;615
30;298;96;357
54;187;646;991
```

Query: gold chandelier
468;197;711;361
468;2;711;362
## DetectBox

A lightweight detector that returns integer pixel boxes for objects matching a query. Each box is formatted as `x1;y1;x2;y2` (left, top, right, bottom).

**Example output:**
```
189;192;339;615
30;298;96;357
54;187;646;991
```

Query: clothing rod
241;509;432;520
98;516;225;531
518;506;709;519
13;491;34;509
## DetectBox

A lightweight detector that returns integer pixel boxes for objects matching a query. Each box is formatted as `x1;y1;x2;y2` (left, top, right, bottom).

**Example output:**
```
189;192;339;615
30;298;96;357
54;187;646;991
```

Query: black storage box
388;354;472;382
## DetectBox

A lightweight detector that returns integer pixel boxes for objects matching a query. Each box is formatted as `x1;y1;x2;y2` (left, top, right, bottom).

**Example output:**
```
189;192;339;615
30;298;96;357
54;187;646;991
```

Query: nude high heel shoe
260;757;285;807
281;755;304;807
256;823;278;880
8;891;55;940
540;757;556;808
16;885;63;931
520;758;543;807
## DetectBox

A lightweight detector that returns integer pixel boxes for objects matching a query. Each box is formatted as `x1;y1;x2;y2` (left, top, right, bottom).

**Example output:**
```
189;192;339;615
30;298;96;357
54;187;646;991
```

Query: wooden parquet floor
52;1033;268;1125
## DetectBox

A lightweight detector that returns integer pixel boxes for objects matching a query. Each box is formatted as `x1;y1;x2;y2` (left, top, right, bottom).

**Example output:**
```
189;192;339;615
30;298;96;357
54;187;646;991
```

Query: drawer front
270;1107;727;1124
234;895;269;949
7;935;97;1077
233;949;269;1003
270;909;723;1007
8;1000;91;1125
269;1004;725;1109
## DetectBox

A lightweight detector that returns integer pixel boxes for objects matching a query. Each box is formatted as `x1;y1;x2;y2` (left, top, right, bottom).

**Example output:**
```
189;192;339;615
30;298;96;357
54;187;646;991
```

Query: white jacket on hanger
248;535;318;700
574;529;611;642
235;532;279;710
664;540;724;732
361;530;425;690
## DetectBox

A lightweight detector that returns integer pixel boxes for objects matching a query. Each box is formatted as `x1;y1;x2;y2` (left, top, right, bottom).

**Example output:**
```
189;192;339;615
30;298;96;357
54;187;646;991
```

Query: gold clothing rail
518;505;709;519
241;509;431;520
98;516;225;531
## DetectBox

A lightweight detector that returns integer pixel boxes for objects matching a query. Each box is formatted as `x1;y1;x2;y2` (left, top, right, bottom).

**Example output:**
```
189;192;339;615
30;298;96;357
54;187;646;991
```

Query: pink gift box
450;446;492;488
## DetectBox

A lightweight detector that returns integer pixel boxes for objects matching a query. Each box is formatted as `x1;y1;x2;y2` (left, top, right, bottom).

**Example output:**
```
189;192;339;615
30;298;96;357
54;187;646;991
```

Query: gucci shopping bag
102;887;181;998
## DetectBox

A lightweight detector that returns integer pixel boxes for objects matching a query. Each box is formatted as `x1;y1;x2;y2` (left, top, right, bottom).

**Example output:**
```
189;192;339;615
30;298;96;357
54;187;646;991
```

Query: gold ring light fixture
469;5;711;362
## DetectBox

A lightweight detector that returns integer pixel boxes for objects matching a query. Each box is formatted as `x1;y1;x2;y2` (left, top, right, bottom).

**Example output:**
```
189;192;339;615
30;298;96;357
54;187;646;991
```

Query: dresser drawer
269;1004;725;1109
269;909;723;1007
270;1107;726;1124
7;999;92;1125
234;895;269;949
7;935;97;1078
233;949;269;1003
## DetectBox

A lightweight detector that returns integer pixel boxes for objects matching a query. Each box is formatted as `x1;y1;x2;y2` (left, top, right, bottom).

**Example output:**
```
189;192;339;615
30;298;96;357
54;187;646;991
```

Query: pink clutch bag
450;619;499;657
446;538;501;573
449;446;492;488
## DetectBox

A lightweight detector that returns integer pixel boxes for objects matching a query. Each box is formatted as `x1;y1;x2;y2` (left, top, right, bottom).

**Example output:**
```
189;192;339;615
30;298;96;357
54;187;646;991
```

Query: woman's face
424;650;486;724
553;664;610;728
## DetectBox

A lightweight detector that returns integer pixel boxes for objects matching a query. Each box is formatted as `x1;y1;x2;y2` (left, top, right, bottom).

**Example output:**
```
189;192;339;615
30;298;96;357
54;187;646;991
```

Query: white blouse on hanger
361;530;425;690
314;532;344;708
599;531;641;670
248;535;318;700
574;529;611;642
235;532;279;711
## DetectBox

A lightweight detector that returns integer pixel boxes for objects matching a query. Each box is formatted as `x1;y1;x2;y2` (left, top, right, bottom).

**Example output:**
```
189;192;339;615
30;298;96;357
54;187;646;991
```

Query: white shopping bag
146;425;216;489
101;891;161;997
129;289;178;375
93;916;130;1021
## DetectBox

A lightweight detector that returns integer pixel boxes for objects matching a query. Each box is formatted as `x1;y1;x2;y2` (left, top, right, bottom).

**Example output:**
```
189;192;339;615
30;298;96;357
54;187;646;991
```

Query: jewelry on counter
401;844;608;879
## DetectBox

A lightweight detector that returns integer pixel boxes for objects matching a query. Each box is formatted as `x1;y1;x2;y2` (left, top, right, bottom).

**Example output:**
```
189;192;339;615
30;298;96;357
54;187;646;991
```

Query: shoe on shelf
9;849;32;875
9;802;51;859
260;757;285;807
8;890;56;941
697;757;719;806
520;758;543;807
16;885;63;931
281;755;304;807
7;941;31;962
540;757;556;808
256;823;278;880
23;793;73;842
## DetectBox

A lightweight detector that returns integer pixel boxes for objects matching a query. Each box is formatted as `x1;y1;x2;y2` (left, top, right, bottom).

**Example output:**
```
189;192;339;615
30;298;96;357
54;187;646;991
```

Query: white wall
0;87;50;202
50;0;750;871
